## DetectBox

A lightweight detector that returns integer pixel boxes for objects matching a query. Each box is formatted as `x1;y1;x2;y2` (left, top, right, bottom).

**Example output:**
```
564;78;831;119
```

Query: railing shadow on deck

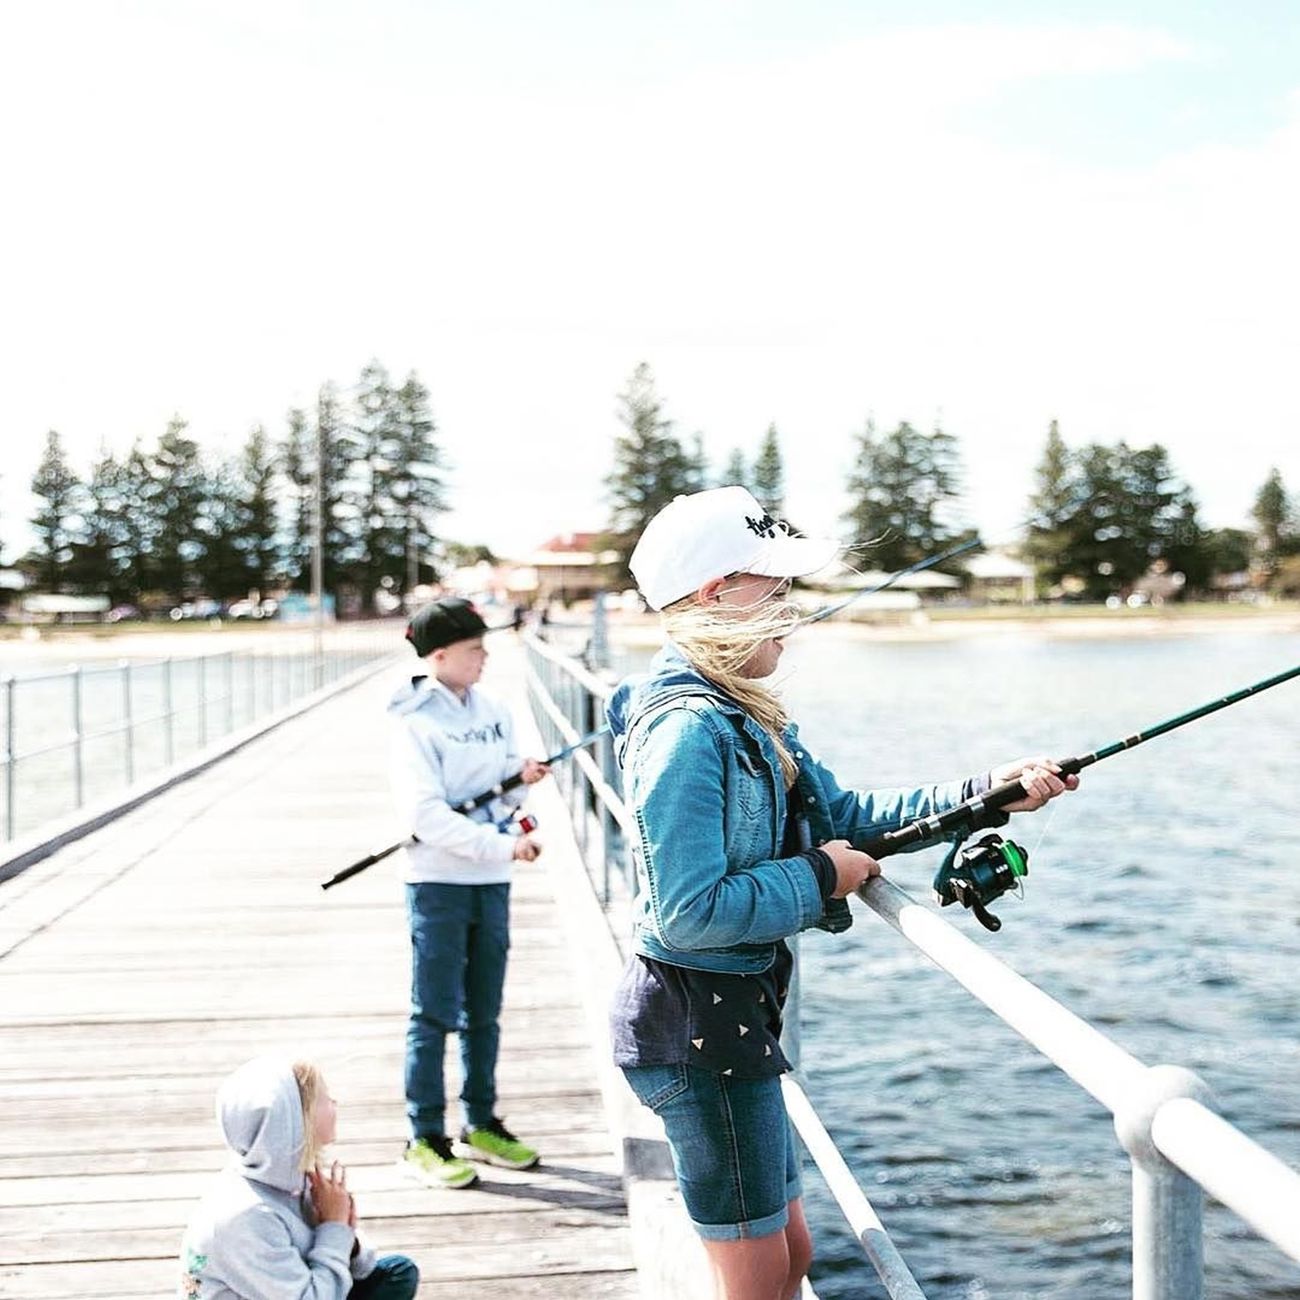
522;622;1300;1300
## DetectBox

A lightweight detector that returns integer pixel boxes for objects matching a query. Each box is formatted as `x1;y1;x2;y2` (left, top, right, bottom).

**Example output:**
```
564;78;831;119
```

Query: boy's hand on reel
512;834;542;862
821;839;881;898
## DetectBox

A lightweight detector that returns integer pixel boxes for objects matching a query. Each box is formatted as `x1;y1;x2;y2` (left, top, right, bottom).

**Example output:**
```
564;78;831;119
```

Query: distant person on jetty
179;1056;419;1299
607;486;1078;1300
390;597;549;1190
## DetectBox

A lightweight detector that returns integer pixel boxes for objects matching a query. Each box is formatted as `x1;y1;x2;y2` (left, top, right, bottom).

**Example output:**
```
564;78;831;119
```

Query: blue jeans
622;1063;801;1241
406;881;511;1137
349;1254;419;1300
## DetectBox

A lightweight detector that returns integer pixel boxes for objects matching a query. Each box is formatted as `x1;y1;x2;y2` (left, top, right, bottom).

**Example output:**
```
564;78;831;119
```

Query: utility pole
312;412;325;688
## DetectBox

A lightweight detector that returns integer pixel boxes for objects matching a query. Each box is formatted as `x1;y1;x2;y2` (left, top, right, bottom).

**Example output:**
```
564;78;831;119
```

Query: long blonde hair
292;1061;326;1171
661;582;804;787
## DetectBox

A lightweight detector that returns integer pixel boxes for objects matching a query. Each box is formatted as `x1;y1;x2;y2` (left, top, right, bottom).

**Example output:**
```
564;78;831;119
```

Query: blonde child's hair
661;580;805;788
292;1061;326;1171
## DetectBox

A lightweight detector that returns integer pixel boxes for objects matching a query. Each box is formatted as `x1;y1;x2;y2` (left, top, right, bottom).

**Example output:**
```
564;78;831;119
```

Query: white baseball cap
630;486;839;611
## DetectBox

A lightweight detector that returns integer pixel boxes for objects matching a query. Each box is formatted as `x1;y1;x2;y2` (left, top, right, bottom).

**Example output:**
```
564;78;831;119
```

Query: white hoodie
387;673;527;885
178;1057;376;1299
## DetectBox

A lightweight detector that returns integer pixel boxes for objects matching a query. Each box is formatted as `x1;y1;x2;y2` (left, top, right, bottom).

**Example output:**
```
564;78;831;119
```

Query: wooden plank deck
0;647;639;1299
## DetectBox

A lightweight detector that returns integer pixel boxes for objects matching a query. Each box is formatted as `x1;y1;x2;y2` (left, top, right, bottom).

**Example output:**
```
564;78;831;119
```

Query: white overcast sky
1;1;1297;562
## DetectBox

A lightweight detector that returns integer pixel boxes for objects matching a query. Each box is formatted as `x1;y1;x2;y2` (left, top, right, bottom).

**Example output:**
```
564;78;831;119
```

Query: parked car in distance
169;599;222;621
226;598;278;619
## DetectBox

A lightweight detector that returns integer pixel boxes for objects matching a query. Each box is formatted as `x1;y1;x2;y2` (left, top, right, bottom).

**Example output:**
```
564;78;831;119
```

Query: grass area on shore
922;599;1299;622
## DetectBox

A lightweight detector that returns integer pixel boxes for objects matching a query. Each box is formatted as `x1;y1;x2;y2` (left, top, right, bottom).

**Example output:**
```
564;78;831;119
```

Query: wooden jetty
0;647;640;1298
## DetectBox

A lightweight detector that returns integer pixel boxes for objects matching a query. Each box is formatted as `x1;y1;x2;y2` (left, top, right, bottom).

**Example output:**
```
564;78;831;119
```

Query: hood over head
216;1056;307;1192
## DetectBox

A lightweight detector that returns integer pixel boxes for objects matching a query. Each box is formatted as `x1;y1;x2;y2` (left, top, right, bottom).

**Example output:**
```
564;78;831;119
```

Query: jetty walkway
0;638;643;1298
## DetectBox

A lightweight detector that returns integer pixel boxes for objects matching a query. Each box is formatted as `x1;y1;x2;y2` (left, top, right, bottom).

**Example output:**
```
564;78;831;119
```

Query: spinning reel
932;833;1029;933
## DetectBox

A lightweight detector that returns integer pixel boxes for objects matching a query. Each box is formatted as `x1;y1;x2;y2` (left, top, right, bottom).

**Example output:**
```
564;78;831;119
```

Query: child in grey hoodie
179;1056;418;1299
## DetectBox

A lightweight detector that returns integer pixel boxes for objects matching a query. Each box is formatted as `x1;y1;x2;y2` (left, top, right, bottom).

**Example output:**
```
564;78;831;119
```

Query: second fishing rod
856;662;1300;931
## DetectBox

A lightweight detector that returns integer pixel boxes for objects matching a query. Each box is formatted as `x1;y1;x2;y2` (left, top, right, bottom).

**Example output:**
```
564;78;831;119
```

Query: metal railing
0;623;398;845
523;624;1300;1300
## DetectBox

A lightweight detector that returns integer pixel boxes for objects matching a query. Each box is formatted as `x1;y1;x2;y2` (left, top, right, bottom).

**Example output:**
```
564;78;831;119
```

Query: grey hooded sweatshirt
179;1057;375;1299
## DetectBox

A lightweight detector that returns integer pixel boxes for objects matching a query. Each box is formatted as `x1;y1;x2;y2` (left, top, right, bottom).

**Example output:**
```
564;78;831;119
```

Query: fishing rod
798;534;986;628
855;662;1300;932
319;724;610;891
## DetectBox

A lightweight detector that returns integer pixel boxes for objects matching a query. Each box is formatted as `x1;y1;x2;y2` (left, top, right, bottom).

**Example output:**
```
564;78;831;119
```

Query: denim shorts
622;1063;801;1241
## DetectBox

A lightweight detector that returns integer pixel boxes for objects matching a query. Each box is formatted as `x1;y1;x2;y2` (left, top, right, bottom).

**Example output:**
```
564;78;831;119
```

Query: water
620;625;1300;1298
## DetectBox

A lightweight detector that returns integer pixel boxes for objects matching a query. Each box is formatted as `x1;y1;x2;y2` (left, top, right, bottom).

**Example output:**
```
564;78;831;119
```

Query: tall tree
352;361;402;613
604;363;695;578
685;432;709;494
390;371;447;595
64;448;128;599
1022;420;1079;592
720;448;750;491
1252;468;1292;570
28;430;80;592
843;419;973;572
315;381;362;601
198;457;254;600
234;423;281;595
145;417;208;600
115;443;158;602
752;424;785;516
280;406;314;590
197;426;280;599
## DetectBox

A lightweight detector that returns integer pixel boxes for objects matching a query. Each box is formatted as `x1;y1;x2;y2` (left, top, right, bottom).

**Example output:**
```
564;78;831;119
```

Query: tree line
13;361;445;613
604;364;1299;599
10;358;1296;611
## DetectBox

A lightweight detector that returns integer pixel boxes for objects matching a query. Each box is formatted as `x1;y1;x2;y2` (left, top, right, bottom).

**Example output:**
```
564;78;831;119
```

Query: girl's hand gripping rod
319;724;611;890
854;662;1300;931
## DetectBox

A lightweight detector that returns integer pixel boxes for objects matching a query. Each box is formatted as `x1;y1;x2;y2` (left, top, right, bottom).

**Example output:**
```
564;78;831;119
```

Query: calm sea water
759;627;1300;1299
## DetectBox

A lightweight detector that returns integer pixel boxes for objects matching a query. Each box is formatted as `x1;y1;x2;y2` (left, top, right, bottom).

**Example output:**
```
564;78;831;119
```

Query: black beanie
405;597;489;656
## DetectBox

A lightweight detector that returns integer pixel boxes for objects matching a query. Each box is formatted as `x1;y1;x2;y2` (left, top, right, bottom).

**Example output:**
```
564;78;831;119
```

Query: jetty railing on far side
522;622;1300;1300
0;623;396;845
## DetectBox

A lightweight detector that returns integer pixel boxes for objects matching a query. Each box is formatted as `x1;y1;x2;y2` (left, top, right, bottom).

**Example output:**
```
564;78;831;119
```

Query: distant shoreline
605;603;1300;648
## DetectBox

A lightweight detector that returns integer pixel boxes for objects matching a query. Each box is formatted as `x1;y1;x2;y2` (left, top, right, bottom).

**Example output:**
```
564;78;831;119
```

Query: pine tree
29;430;81;592
752;424;785;516
1252;468;1292;570
65;448;129;599
390;371;446;595
605;363;695;578
843;419;972;572
1022;420;1079;592
198;426;279;599
316;381;363;602
280;407;314;590
236;424;281;595
116;443;158;603
352;360;402;612
685;432;709;493
720;448;749;491
145;417;208;601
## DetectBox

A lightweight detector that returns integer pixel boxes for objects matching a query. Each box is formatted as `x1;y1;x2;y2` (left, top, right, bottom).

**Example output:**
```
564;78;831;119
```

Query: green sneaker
457;1117;540;1170
401;1136;479;1189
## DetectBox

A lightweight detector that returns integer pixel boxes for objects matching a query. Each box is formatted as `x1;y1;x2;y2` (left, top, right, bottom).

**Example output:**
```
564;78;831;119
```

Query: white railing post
1113;1066;1209;1300
3;675;14;842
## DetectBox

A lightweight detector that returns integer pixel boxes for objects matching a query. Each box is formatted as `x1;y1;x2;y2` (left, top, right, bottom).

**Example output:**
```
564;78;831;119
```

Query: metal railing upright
0;622;397;846
523;622;1300;1300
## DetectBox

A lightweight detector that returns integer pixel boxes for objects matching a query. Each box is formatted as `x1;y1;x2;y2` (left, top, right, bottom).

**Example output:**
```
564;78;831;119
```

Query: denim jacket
607;644;986;975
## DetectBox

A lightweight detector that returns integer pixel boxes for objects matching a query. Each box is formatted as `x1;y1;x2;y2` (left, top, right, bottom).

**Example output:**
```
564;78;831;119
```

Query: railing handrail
525;625;1300;1299
0;625;398;846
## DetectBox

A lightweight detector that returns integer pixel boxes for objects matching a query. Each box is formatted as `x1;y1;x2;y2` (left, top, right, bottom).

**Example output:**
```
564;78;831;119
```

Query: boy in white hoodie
390;597;549;1190
179;1056;418;1299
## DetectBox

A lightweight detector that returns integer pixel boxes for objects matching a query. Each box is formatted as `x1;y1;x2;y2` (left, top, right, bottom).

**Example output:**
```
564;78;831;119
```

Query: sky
2;1;1297;566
